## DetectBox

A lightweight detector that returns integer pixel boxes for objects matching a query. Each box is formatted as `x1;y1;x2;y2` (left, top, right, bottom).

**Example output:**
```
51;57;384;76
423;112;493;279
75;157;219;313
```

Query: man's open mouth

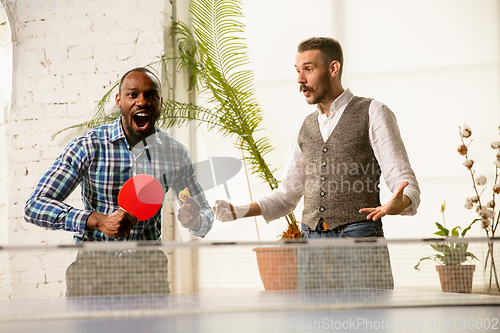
133;112;151;129
300;85;311;94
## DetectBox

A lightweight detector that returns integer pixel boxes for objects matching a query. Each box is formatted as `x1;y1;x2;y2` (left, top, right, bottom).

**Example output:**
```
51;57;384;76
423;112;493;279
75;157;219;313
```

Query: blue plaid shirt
24;117;214;243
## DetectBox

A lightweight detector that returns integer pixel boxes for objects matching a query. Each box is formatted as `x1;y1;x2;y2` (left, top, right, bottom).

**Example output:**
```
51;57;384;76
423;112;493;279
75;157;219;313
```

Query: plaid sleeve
24;139;93;233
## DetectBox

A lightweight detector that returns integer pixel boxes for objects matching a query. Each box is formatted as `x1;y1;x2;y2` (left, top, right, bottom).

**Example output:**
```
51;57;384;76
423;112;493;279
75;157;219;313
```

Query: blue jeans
298;220;394;290
301;219;385;239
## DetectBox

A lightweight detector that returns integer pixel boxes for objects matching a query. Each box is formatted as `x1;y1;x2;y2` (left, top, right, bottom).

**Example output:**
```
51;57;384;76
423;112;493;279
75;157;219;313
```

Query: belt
312;220;371;233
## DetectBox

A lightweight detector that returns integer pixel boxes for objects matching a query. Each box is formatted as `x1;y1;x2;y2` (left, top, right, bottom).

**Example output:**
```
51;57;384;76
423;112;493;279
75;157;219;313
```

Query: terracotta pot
253;247;298;290
435;264;475;294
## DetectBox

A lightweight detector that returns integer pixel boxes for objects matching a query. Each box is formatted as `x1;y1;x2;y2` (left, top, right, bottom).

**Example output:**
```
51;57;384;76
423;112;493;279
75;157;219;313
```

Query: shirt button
320;191;326;197
320;176;326;181
319;206;325;212
321;161;327;167
322;147;328;153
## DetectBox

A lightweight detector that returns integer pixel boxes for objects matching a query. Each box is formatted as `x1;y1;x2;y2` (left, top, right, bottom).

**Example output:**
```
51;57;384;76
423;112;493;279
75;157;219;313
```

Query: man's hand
213;200;253;222
359;181;411;221
87;210;138;238
178;189;202;230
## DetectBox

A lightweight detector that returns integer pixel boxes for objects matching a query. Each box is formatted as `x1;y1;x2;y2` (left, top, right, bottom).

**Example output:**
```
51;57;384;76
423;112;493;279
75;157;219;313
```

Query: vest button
321;161;327;167
319;206;325;212
322;147;328;153
320;176;326;181
320;191;326;197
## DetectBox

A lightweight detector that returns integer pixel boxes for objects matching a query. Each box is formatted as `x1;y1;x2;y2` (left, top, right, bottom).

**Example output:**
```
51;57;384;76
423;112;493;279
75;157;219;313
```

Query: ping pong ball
179;189;190;202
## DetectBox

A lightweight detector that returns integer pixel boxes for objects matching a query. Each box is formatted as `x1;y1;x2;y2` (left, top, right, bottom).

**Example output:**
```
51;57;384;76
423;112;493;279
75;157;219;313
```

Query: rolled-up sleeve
257;127;306;223
369;101;420;215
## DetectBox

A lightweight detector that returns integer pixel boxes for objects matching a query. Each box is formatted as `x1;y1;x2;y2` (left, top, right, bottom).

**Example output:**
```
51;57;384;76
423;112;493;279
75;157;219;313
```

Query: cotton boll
476;175;487;186
461;125;472;138
463;159;474;169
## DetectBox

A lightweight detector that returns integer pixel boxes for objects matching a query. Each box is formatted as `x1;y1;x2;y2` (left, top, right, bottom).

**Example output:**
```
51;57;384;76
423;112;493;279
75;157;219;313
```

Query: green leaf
466;252;479;261
435;222;449;237
461;218;480;237
451;226;461;237
414;255;437;271
429;243;449;254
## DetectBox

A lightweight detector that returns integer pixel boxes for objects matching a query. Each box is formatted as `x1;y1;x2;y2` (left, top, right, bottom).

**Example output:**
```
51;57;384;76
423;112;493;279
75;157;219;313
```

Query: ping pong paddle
118;174;164;220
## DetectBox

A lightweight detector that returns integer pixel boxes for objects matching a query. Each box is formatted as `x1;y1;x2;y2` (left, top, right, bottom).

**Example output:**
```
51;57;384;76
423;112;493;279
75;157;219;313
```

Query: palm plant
54;0;299;238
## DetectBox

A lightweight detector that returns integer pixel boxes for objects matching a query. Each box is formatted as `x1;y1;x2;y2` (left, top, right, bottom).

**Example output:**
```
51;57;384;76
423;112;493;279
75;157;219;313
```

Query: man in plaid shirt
24;67;213;243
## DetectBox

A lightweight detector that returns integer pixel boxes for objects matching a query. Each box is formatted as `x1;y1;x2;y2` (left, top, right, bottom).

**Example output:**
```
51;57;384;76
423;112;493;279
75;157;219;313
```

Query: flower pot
435;264;475;294
253;247;298;290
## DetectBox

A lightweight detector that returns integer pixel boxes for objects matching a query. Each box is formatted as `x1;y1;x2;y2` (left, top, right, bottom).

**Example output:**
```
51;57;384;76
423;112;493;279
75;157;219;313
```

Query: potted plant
414;200;479;293
55;0;300;290
165;0;301;290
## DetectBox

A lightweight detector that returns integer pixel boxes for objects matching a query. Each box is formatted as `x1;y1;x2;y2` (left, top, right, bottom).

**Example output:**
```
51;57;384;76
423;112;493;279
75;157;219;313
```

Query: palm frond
159;99;242;138
170;0;295;230
52;80;121;139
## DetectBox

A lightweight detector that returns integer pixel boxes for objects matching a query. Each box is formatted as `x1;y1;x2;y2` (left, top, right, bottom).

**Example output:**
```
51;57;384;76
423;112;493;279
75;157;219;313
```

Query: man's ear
330;60;341;78
115;93;121;109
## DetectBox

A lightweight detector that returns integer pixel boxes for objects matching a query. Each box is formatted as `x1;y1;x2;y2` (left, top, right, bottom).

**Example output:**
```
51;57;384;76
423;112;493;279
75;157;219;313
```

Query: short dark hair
119;67;161;94
298;37;344;76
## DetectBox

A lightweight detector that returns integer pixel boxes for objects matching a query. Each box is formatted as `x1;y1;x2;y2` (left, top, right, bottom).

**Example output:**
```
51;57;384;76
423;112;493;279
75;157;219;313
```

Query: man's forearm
399;194;412;214
231;202;262;219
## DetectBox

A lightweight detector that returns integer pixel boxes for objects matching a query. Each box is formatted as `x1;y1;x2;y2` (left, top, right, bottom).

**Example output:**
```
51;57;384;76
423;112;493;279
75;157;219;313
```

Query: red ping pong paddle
118;174;164;220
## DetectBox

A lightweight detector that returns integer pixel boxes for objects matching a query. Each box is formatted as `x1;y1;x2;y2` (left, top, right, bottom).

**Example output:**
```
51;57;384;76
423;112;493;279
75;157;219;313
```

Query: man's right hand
86;210;138;238
213;200;256;222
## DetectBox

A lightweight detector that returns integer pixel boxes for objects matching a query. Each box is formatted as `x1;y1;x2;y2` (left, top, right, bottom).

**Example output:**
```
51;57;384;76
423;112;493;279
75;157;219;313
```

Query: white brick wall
1;0;172;299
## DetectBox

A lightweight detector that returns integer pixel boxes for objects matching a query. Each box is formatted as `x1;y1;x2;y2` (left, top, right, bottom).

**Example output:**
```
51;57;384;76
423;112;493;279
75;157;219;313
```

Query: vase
435;264;475;294
253;247;298;290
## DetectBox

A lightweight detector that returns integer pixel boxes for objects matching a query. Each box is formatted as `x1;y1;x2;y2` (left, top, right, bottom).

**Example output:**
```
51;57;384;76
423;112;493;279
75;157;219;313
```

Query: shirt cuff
255;199;280;224
67;209;93;233
400;189;420;216
189;211;213;238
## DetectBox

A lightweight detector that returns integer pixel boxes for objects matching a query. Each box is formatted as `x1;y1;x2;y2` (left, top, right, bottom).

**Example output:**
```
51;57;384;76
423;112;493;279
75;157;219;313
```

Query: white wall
0;6;12;246
0;6;13;300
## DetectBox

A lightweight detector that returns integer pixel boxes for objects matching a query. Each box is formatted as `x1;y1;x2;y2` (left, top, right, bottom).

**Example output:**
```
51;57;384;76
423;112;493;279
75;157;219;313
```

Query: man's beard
300;73;332;105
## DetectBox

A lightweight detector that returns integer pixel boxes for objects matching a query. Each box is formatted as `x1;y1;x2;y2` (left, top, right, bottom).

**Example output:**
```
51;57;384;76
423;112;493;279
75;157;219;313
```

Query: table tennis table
0;288;498;333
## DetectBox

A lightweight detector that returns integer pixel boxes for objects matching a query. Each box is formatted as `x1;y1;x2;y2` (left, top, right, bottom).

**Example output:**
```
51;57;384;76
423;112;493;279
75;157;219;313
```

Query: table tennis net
0;237;499;320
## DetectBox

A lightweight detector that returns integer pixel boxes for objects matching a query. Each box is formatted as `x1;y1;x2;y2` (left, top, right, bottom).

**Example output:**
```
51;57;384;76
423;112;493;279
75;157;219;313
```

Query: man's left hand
359;181;411;221
177;189;202;230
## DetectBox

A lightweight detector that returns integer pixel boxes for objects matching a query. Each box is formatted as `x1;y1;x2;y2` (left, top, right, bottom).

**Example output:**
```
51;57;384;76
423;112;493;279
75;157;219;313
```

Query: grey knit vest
297;96;381;230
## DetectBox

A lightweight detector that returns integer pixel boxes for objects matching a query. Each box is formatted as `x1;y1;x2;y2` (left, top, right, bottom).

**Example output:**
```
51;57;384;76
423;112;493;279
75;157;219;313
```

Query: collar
110;116;127;143
110;116;162;147
316;88;354;118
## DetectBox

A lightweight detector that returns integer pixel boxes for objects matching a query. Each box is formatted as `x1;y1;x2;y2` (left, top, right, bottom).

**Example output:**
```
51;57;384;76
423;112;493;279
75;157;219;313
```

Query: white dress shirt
256;88;420;223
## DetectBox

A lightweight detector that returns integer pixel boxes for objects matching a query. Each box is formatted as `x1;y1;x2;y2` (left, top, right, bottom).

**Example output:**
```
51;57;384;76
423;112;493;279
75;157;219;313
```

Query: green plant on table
414;200;478;271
